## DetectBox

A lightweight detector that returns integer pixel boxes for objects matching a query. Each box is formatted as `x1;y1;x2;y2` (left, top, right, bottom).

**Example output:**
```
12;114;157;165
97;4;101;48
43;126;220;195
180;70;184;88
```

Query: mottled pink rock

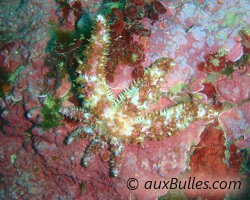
110;63;133;96
0;132;54;199
188;69;206;92
1;104;33;138
226;38;243;62
219;102;250;149
55;76;72;99
26;108;42;124
23;91;41;112
4;95;13;106
32;126;55;144
12;86;23;102
0;131;23;177
216;70;250;104
1;42;23;73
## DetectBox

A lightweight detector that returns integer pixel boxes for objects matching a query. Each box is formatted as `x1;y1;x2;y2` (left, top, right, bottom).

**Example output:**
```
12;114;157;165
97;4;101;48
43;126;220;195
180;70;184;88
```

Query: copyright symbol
127;178;139;190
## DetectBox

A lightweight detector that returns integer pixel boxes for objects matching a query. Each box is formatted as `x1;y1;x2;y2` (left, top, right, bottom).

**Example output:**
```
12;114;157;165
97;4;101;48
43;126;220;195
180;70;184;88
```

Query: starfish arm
116;58;175;112
64;127;86;144
64;125;95;144
131;102;219;141
81;136;102;167
74;15;115;109
75;15;110;77
110;139;124;178
60;107;90;122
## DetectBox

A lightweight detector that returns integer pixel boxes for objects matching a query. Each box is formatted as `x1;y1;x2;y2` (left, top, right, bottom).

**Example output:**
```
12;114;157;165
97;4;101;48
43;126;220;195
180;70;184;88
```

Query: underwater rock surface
0;0;249;199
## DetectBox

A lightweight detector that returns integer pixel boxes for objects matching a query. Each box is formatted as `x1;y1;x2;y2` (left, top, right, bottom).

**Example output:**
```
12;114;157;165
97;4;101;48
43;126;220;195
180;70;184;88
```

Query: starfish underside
60;15;219;177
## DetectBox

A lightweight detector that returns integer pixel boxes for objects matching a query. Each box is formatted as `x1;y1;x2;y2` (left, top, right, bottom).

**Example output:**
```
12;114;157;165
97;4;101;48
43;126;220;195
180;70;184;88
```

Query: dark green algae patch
38;95;63;130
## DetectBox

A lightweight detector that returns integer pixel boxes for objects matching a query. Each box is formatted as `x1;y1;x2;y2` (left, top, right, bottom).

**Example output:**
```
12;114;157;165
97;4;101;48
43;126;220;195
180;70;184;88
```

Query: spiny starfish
60;15;219;177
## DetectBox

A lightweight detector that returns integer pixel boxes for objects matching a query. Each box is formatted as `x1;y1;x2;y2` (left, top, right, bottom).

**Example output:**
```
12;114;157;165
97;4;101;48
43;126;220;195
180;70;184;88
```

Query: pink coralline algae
0;0;249;199
219;103;250;150
216;70;250;104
